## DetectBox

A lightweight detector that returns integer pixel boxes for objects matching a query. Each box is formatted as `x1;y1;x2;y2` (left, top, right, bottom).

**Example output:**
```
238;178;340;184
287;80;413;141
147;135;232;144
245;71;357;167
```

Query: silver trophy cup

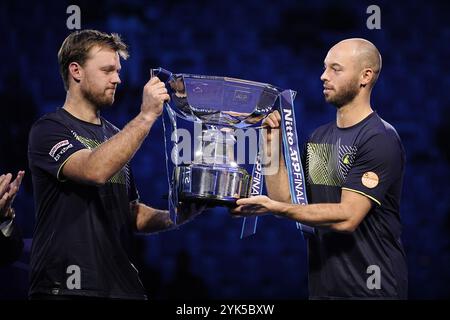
154;68;283;206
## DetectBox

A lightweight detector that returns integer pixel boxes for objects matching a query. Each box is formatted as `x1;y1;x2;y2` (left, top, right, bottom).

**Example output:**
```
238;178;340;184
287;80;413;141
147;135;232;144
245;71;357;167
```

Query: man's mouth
323;85;334;94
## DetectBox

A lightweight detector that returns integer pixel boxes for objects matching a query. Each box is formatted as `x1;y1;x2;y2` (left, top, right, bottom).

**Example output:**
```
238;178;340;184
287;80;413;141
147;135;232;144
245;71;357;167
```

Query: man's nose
112;73;121;84
320;69;328;82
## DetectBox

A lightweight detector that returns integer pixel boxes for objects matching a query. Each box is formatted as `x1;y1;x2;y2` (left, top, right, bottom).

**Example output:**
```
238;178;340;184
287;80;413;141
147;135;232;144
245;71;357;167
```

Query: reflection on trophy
153;68;297;207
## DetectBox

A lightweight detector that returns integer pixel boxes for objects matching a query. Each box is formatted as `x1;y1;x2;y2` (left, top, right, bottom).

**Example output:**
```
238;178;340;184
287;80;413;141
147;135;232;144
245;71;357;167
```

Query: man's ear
68;62;82;84
360;68;374;88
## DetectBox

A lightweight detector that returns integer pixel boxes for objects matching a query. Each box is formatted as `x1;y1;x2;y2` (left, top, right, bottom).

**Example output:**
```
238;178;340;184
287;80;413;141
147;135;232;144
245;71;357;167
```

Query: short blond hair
58;29;129;90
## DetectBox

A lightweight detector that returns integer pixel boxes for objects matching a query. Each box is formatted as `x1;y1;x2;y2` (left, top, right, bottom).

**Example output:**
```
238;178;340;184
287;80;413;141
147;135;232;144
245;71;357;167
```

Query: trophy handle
151;67;172;82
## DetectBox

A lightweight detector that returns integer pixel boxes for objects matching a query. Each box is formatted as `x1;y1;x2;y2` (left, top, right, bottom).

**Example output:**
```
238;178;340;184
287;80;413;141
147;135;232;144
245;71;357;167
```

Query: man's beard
81;85;115;108
325;78;359;109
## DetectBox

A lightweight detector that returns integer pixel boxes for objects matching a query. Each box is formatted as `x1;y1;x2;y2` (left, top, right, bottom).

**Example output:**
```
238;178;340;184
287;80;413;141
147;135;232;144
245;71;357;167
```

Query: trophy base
175;164;250;207
178;195;240;208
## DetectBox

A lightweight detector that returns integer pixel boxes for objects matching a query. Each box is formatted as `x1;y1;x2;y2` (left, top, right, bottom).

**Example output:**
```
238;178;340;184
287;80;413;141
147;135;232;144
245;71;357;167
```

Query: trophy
153;68;314;237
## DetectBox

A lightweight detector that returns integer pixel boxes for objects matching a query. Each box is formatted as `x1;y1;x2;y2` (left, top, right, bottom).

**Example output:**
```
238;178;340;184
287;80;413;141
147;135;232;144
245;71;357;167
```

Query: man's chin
97;96;115;108
82;90;115;109
323;96;343;109
101;101;114;108
323;94;333;104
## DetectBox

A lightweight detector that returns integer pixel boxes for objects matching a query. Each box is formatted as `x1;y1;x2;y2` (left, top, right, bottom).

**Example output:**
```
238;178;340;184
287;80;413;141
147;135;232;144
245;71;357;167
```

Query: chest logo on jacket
307;139;357;187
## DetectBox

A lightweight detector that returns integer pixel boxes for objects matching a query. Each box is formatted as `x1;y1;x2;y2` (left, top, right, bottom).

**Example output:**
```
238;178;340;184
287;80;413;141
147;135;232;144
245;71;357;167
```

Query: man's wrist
274;201;296;218
137;110;159;125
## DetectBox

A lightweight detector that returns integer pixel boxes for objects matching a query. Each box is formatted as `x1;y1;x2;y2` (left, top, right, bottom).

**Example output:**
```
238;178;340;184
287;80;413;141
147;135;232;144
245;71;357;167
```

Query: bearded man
233;38;408;300
28;29;196;300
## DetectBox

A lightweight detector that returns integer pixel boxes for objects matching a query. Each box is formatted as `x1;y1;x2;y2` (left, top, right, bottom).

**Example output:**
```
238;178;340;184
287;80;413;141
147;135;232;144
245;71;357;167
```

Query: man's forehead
324;52;344;66
87;46;121;65
324;46;354;66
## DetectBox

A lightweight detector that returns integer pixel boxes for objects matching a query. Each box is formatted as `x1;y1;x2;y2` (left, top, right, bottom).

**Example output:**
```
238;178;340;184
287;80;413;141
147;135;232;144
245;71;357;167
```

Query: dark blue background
0;0;449;299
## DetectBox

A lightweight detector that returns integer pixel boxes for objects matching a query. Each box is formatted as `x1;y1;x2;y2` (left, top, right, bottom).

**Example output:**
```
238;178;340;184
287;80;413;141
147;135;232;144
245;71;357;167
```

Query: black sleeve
342;133;404;206
0;221;24;267
28;119;87;181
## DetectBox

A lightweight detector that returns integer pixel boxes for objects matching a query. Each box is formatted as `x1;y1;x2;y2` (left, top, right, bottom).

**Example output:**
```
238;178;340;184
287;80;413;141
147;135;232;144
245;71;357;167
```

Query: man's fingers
145;80;166;92
0;175;6;195
236;198;254;206
153;81;166;90
153;88;168;97
10;171;25;189
231;204;264;216
0;173;12;195
7;185;19;198
161;94;170;103
0;192;7;200
6;171;24;205
0;191;10;211
3;192;14;210
263;112;281;128
148;77;161;85
236;195;266;206
274;110;281;122
270;112;281;127
149;85;169;103
265;117;275;128
263;112;277;126
155;85;168;93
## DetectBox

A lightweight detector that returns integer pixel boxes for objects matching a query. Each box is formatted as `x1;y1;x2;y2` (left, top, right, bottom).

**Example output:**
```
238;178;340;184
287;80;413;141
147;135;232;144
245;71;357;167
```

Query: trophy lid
153;68;289;128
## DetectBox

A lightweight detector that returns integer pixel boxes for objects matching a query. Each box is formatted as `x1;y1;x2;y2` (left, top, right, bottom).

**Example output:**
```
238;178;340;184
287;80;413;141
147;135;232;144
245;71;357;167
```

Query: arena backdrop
0;0;449;299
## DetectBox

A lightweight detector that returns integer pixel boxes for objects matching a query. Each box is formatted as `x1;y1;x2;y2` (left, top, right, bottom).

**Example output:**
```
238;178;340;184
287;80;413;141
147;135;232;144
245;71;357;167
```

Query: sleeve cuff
341;187;381;206
56;151;80;182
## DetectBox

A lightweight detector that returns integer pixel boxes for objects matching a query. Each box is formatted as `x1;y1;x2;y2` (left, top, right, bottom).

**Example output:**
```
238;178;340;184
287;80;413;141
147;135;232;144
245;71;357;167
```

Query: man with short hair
28;29;194;300
233;38;408;299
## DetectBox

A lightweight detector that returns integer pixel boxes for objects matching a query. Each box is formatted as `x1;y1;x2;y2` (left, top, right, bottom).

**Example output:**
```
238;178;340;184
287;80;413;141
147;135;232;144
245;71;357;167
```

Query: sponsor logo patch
49;140;69;158
362;171;379;188
342;153;351;165
49;140;73;161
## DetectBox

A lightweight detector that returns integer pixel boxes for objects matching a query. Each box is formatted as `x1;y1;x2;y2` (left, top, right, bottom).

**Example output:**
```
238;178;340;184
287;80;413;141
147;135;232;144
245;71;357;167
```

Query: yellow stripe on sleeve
341;187;381;206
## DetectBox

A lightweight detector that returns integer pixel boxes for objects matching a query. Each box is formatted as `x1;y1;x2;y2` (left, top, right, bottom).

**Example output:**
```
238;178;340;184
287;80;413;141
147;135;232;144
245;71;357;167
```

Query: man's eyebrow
324;62;344;68
100;65;119;71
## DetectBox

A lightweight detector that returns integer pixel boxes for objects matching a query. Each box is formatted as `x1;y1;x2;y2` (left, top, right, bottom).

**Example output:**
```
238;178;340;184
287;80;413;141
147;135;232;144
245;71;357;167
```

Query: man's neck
336;95;373;128
63;90;101;125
